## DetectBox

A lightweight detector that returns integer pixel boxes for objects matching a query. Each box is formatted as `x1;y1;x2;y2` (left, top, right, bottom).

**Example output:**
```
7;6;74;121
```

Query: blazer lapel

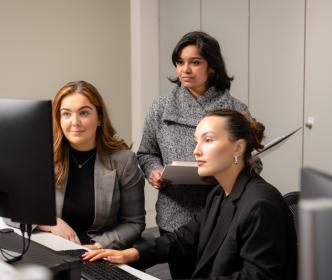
55;182;66;217
197;189;223;255
91;155;116;229
193;167;254;277
194;199;235;275
162;86;205;127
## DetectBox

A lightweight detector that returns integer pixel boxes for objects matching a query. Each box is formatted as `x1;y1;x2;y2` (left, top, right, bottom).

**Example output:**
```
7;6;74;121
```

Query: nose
183;62;191;73
72;114;80;126
193;142;201;157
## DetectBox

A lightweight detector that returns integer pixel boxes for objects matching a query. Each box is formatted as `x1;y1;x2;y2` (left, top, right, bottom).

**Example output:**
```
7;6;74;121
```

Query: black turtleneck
62;147;96;244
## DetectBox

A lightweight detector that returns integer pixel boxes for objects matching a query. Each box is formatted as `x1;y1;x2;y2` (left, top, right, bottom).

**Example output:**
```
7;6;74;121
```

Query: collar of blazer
56;154;116;220
194;166;254;275
226;166;254;203
161;85;229;127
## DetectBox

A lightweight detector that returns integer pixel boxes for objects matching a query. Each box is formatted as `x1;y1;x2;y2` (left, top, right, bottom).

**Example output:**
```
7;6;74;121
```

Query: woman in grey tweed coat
137;31;251;278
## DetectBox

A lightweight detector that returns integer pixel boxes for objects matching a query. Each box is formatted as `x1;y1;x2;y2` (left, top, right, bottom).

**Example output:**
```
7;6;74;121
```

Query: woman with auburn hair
38;81;145;250
83;109;297;280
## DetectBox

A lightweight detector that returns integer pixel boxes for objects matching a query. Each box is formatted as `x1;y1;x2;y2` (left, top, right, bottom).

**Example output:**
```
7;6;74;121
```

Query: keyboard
59;249;141;280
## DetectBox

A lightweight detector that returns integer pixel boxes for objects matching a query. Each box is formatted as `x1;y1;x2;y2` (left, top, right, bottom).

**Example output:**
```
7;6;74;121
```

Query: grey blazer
57;149;146;249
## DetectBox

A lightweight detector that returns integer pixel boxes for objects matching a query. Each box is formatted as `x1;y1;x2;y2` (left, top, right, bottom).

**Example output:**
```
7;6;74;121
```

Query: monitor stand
0;231;82;280
0;227;26;263
0;249;22;262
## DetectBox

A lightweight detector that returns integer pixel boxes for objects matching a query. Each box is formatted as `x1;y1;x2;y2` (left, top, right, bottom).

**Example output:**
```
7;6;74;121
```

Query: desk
0;218;159;280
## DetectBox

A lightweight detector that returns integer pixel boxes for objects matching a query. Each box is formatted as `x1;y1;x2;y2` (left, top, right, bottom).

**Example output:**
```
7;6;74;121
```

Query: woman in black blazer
83;109;297;280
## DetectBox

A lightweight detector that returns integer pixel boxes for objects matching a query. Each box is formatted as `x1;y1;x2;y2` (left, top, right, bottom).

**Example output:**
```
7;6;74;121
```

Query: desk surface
0;218;159;280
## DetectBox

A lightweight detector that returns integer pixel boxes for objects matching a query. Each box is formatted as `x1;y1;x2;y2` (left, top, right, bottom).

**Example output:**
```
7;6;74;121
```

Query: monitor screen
301;167;332;200
0;99;56;225
299;167;332;280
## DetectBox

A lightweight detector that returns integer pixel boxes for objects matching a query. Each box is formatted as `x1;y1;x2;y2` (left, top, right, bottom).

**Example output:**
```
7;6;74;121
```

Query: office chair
283;191;300;236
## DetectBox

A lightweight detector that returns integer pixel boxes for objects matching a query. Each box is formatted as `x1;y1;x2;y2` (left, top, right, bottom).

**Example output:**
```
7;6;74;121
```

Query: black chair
283;191;300;236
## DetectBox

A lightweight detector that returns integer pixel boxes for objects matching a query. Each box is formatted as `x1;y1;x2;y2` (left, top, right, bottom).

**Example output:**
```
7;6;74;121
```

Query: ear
208;68;215;76
233;139;246;158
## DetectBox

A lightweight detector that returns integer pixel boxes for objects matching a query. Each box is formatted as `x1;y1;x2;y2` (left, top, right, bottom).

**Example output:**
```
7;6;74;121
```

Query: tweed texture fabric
137;85;250;231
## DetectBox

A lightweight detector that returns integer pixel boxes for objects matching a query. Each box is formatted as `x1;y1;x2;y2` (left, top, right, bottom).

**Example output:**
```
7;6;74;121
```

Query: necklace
70;152;96;168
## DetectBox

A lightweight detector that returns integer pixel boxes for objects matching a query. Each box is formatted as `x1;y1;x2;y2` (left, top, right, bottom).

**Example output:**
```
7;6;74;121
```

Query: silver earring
234;156;239;165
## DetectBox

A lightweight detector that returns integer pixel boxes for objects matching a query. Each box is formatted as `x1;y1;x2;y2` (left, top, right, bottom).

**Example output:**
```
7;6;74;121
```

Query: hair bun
249;118;265;150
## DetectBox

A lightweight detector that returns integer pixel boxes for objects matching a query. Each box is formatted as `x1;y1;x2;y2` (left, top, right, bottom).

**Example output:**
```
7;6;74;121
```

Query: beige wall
0;0;131;142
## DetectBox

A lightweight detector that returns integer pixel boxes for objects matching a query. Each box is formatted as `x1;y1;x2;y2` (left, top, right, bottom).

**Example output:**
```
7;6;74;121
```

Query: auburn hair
52;81;129;188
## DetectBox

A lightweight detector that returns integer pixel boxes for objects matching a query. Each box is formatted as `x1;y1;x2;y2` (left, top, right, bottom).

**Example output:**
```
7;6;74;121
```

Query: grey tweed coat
137;85;250;231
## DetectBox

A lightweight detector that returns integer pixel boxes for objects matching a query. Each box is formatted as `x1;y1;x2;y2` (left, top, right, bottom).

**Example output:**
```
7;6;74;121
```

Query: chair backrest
283;191;300;236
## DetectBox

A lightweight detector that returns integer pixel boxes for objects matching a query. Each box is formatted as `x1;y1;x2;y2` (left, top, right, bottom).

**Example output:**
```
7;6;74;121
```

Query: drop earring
233;156;239;165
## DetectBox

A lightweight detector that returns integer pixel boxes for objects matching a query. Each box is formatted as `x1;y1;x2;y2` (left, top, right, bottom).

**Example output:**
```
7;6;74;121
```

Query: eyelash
61;112;70;118
176;60;201;65
80;111;89;117
61;111;90;118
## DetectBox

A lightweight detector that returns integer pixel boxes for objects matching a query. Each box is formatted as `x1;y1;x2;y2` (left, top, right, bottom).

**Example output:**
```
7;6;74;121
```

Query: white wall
131;0;159;228
202;0;249;104
0;0;131;142
303;0;332;174
249;0;305;193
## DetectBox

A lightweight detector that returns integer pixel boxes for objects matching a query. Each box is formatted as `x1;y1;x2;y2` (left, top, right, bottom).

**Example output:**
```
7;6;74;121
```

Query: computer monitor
0;99;56;226
301;167;332;200
299;167;332;280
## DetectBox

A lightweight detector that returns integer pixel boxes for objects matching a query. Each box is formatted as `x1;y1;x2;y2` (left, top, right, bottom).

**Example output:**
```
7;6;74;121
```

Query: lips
196;160;206;167
70;131;85;135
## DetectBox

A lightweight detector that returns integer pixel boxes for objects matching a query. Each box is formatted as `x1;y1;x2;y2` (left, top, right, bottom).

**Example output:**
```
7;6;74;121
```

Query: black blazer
135;167;297;279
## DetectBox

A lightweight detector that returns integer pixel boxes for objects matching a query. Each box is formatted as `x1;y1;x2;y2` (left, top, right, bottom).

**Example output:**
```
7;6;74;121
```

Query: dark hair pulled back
204;109;265;162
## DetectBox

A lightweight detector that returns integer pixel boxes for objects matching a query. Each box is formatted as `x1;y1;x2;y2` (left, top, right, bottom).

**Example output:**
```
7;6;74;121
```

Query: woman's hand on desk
82;248;140;264
38;218;81;245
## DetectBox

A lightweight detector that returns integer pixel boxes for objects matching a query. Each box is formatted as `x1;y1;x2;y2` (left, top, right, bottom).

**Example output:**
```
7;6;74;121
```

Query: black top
62;147;96;244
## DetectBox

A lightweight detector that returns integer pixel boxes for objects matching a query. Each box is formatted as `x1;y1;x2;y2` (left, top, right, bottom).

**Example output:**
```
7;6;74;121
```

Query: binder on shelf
251;127;302;158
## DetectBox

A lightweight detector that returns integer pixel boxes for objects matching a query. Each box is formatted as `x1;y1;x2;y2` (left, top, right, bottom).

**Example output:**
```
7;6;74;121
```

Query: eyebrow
180;56;203;59
196;131;216;139
202;131;215;136
60;105;94;111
